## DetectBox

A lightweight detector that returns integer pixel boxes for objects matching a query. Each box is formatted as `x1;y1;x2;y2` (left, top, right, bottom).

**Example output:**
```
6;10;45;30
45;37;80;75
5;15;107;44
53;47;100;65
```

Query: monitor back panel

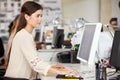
77;23;102;65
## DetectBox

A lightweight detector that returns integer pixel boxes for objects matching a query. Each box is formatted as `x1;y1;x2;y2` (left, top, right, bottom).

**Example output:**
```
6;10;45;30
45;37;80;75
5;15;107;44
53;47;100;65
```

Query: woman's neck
24;25;34;34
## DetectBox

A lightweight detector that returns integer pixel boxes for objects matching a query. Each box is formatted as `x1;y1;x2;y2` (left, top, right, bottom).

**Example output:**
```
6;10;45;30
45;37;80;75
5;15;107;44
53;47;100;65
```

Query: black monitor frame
110;30;120;71
52;27;64;48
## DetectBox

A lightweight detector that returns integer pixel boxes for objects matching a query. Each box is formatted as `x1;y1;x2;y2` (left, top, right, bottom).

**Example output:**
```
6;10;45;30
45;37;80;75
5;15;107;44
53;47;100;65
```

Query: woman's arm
20;35;78;76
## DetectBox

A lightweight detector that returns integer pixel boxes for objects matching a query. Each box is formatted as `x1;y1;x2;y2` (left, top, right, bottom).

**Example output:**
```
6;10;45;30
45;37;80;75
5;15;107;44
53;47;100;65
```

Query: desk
37;49;118;80
37;49;70;62
38;48;70;52
37;49;95;80
40;63;95;80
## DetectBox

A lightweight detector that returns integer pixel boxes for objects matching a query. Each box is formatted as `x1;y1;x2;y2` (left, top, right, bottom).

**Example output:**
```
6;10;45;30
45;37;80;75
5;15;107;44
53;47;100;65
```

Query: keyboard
79;70;95;80
56;74;83;80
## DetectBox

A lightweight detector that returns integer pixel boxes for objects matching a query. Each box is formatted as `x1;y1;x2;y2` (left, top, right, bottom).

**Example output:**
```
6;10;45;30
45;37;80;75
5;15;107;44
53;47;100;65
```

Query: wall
101;0;120;24
22;0;119;24
62;0;120;24
101;0;111;24
111;0;120;17
62;0;100;23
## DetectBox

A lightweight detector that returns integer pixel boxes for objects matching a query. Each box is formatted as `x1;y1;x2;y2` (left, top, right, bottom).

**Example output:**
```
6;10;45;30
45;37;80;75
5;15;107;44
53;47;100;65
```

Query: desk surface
37;49;116;80
37;49;96;80
40;63;95;80
38;48;71;52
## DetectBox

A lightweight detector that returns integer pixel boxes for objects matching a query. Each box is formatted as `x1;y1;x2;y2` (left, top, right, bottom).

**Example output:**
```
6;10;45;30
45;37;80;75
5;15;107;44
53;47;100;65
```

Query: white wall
23;0;117;24
101;0;120;24
101;0;111;24
62;0;100;23
111;0;120;17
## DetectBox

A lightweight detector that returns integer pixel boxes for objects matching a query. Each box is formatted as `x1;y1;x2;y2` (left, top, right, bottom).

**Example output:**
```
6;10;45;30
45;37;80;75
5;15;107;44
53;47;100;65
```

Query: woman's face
26;9;43;28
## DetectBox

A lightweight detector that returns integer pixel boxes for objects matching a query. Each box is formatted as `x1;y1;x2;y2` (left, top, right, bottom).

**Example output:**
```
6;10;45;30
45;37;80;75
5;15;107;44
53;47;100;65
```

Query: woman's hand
59;68;79;76
52;65;79;76
48;65;79;76
52;64;65;69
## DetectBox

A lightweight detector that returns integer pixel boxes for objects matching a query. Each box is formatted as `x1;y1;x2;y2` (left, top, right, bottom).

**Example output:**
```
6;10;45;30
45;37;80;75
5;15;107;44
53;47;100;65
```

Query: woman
4;1;78;80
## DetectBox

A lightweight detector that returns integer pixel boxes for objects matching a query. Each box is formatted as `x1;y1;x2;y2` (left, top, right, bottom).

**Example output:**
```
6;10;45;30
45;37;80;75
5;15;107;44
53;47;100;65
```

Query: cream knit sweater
5;29;51;80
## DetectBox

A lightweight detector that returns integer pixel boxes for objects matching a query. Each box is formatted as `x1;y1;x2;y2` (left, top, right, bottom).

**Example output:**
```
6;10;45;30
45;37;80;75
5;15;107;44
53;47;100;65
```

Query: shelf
0;0;22;38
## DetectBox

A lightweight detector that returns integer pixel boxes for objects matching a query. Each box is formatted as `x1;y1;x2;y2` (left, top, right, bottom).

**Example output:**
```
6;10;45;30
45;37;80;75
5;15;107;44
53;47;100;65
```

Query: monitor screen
52;27;64;48
34;29;41;42
109;30;120;70
77;23;102;66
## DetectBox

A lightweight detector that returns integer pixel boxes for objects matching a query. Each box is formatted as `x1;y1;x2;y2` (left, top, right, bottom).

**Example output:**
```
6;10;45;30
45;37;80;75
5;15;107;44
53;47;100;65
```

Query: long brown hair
5;1;43;69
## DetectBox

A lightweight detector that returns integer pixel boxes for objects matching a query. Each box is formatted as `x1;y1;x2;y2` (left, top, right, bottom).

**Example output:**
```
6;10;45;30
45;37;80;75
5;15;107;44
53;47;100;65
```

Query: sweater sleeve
19;36;51;76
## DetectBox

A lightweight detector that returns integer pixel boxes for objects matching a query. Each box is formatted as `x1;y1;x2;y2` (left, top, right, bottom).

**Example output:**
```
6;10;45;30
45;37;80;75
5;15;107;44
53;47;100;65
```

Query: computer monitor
52;27;64;48
109;30;120;71
34;29;41;42
77;23;102;66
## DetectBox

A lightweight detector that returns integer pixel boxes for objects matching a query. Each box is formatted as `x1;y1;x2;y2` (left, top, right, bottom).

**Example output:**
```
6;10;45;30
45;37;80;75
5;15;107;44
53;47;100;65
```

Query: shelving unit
0;0;21;42
0;0;63;44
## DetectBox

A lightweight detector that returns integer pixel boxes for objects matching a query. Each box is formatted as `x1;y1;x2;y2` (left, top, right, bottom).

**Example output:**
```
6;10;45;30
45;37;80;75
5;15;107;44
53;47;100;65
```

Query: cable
104;25;114;38
49;49;56;62
107;67;117;76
